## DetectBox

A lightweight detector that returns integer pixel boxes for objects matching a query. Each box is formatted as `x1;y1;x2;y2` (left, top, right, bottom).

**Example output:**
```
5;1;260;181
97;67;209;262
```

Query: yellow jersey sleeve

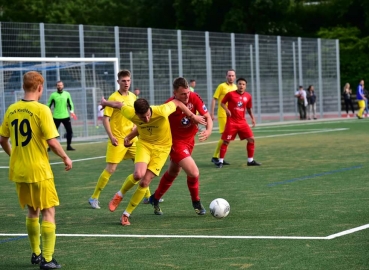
120;105;136;120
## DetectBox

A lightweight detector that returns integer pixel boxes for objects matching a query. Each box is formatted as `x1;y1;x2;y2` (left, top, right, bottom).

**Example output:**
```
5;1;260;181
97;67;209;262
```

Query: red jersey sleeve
191;92;208;115
221;92;230;104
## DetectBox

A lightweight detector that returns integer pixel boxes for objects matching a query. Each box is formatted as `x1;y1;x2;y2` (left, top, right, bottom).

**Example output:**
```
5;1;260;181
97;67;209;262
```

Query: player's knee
223;140;229;146
247;138;255;143
139;179;150;188
105;167;116;174
187;170;199;178
133;171;144;180
168;167;180;177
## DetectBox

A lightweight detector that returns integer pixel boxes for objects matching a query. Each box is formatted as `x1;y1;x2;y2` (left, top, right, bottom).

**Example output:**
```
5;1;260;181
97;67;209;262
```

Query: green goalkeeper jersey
47;91;75;119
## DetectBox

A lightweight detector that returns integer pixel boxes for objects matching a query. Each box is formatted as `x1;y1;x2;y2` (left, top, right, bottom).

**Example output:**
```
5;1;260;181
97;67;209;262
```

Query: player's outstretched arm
100;97;124;110
0;136;11;156
47;138;73;171
171;99;207;126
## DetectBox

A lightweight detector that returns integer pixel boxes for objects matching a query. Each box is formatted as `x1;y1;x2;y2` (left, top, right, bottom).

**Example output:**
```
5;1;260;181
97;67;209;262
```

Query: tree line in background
1;0;369;91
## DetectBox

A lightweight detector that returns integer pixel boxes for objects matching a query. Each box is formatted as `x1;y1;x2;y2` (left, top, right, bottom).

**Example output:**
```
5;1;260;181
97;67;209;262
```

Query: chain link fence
0;22;341;139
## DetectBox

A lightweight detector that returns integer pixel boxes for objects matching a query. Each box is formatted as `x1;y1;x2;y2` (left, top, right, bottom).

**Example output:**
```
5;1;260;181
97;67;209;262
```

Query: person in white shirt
97;104;104;127
294;86;307;120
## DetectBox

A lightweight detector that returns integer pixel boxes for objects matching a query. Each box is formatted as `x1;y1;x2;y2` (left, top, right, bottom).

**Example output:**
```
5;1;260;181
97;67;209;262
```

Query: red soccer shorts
221;121;253;141
170;140;195;164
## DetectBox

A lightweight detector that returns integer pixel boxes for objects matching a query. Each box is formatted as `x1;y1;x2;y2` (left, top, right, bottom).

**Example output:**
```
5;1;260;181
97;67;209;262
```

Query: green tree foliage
318;27;369;90
1;0;369;84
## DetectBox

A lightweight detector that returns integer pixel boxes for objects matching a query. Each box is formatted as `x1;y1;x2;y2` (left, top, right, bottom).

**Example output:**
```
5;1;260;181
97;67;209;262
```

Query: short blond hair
23;71;44;92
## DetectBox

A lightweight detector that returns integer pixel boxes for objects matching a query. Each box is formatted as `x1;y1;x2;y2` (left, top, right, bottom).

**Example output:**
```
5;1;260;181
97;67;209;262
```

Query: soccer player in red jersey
214;77;261;168
149;77;213;215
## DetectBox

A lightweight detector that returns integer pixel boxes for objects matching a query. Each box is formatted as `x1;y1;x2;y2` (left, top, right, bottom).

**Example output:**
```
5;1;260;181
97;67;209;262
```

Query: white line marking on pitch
0;223;368;240
0;233;325;240
326;224;369;239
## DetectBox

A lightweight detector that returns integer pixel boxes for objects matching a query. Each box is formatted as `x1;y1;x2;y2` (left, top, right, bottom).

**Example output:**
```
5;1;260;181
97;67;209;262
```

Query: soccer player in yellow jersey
88;70;148;209
0;71;72;269
100;96;207;226
210;69;237;165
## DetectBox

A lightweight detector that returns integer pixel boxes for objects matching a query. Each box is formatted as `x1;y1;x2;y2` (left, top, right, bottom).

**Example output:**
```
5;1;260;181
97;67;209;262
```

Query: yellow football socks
41;221;56;262
213;139;223;158
126;185;148;214
92;169;111;199
26;217;41;256
120;174;138;194
144;188;151;199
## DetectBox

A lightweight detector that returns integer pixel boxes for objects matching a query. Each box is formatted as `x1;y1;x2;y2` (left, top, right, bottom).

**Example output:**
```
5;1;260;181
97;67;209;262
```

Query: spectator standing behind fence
295;86;307;120
356;79;366;119
189;80;196;92
363;87;369;117
47;81;77;151
342;83;355;118
306;85;317;120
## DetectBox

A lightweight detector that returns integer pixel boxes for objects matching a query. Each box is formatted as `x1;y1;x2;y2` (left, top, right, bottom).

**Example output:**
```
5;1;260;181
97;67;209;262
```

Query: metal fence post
168;49;173;96
336;39;341;117
298;37;303;87
277;36;283;122
177;30;183;77
205;32;213;109
231;33;235;70
255;34;261;123
79;24;88;136
318;38;323;118
39;23;47;104
147;28;154;104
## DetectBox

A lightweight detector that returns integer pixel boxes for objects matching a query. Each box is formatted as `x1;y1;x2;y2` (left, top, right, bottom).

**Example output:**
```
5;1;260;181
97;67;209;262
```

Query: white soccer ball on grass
209;198;230;219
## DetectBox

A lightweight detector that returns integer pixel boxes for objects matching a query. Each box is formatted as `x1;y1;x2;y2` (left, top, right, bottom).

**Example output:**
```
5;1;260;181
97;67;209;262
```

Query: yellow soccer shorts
15;179;59;211
218;117;227;134
106;137;137;163
135;140;171;176
357;100;365;117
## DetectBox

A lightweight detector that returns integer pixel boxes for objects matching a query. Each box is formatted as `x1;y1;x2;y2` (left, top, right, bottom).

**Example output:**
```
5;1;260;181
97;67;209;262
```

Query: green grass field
0;119;368;270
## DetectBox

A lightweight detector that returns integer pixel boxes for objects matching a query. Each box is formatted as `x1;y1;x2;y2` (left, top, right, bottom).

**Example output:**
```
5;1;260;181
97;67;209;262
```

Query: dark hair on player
236;77;247;84
134;98;150;114
173;77;189;90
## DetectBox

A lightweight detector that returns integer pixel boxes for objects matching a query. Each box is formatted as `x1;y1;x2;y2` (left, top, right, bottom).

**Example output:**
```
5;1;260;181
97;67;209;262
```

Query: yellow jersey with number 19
0;100;59;183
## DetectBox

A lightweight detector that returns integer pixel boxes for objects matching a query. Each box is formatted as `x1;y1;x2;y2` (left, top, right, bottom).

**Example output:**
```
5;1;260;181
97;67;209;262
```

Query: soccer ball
209;198;230;219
